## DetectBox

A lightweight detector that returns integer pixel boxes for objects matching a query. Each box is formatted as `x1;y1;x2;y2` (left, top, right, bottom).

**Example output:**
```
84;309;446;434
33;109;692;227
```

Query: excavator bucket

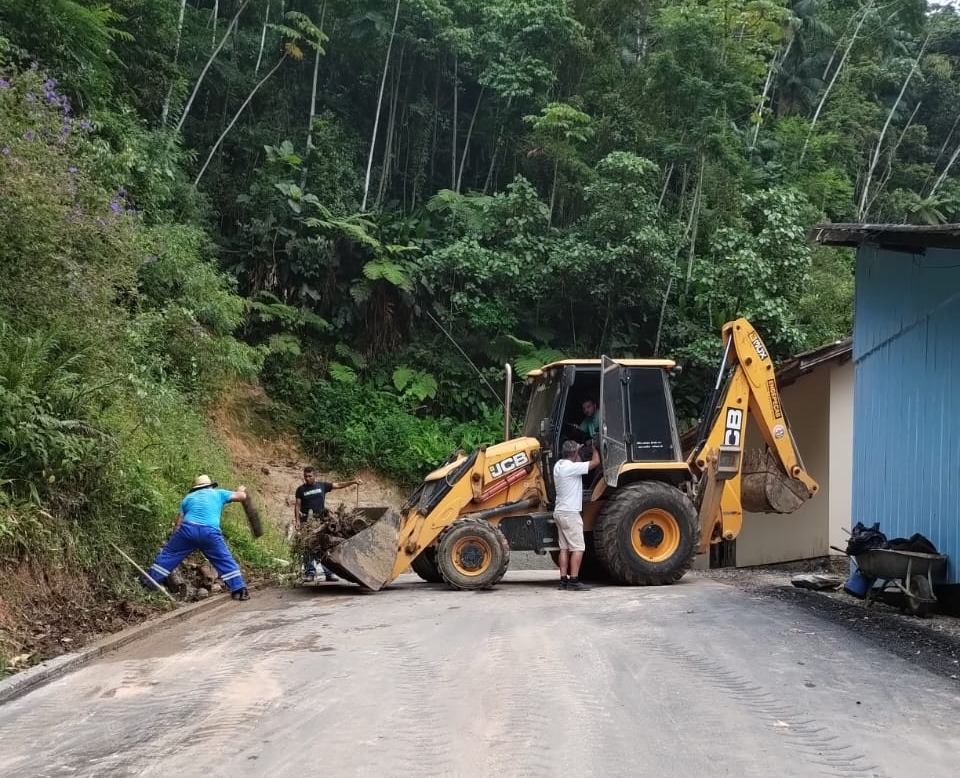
321;507;402;591
740;448;814;514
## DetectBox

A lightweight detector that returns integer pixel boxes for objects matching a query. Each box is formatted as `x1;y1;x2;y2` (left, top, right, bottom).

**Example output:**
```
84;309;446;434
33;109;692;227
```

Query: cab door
600;356;629;487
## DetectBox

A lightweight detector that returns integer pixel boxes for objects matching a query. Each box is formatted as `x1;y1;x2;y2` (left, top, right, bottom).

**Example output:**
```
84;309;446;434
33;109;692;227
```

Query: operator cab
523;359;684;503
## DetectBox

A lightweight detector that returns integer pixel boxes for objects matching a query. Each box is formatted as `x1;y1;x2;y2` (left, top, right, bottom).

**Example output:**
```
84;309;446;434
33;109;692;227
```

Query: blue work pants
146;523;246;592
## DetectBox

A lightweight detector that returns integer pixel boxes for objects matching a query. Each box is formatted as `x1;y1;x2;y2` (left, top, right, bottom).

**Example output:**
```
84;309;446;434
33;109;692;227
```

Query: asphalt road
2;571;959;778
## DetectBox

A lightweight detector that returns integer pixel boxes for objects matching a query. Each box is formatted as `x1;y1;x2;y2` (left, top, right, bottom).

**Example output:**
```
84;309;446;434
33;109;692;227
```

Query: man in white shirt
553;439;601;591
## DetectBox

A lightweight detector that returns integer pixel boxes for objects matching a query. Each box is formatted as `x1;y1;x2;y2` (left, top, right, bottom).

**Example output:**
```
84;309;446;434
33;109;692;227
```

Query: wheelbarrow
853;549;948;616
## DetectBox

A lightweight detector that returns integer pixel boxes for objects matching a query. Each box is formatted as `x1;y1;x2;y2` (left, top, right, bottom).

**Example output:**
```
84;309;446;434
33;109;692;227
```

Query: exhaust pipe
504;363;513;441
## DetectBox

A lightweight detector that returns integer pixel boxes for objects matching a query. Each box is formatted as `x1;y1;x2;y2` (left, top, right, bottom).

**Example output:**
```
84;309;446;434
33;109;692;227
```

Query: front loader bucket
741;448;812;514
321;507;401;591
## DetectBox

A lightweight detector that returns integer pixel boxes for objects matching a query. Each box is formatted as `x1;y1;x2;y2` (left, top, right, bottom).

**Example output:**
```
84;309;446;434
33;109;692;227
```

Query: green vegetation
2;0;960;657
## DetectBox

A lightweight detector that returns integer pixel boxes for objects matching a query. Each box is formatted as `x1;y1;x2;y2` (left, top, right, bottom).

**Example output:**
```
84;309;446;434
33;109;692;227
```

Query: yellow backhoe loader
322;319;818;590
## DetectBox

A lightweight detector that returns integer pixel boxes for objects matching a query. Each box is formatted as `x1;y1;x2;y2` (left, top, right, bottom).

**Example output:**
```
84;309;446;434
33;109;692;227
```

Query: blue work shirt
180;488;234;528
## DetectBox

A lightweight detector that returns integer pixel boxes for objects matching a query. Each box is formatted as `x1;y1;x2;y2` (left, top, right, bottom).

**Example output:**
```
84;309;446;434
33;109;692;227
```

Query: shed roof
776;337;852;389
810;223;960;249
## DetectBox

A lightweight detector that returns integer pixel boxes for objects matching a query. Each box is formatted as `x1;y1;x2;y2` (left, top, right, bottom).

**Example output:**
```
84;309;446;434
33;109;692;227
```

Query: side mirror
562;365;577;387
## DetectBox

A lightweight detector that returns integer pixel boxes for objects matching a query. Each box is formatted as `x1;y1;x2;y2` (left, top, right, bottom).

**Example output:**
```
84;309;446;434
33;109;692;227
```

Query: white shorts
553;510;586;552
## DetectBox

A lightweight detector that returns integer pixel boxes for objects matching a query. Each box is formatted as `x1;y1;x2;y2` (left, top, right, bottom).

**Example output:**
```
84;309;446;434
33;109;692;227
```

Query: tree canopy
2;0;959;495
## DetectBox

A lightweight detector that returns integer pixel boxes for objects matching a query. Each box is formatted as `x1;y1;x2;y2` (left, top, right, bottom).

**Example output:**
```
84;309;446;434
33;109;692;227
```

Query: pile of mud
164;557;228;602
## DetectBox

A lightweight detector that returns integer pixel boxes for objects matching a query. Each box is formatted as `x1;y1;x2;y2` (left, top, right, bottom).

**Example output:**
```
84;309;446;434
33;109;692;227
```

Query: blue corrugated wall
853;246;960;583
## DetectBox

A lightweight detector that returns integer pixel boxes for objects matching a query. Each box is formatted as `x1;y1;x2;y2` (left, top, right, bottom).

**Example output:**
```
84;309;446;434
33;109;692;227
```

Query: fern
328;361;358;384
362;259;412;291
514;347;567;378
392;366;438;401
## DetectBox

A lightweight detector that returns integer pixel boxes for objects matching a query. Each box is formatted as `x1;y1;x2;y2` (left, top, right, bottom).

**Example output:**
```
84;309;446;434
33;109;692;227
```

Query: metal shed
813;223;960;585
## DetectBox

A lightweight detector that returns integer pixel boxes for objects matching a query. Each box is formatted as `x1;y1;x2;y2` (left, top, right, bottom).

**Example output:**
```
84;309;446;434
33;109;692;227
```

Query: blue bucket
843;569;874;599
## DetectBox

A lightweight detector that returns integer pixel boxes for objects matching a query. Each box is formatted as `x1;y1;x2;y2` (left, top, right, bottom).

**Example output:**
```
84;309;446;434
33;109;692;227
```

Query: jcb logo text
489;452;530;479
724;408;744;447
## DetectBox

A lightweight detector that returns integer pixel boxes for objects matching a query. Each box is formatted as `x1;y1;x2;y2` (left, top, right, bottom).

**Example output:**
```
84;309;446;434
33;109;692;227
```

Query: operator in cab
580;398;601;440
553;439;601;591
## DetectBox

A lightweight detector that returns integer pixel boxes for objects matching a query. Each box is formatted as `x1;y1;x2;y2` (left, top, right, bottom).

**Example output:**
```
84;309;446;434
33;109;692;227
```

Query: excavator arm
687;319;819;553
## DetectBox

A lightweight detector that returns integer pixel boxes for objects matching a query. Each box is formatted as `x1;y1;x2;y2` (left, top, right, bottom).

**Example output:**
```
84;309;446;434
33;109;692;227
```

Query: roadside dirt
0;559;156;674
700;560;960;683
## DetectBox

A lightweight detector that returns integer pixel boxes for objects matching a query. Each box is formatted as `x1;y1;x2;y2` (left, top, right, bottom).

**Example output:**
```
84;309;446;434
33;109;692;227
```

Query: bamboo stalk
110;542;176;603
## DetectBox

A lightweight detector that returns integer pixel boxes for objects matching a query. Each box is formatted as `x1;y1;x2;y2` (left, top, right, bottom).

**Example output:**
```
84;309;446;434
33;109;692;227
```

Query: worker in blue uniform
144;475;251;601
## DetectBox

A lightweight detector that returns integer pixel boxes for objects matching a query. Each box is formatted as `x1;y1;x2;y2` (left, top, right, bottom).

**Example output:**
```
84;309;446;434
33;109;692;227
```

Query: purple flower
24;130;35;141
109;201;122;214
2;147;9;156
43;78;57;90
80;120;92;132
46;91;58;103
0;78;10;90
68;166;77;174
61;124;70;136
25;92;36;103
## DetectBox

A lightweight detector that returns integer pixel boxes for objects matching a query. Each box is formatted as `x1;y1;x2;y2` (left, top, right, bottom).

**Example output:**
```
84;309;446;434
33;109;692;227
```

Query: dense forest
2;0;960;660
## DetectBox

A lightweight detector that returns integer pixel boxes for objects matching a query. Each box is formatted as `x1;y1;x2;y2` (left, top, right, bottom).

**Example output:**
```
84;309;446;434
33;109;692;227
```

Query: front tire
411;547;443;583
436;519;510;590
594;481;698;585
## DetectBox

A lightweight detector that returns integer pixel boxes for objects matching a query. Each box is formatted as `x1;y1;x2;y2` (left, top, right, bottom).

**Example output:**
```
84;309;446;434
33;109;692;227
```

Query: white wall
735;367;834;566
828;362;854;552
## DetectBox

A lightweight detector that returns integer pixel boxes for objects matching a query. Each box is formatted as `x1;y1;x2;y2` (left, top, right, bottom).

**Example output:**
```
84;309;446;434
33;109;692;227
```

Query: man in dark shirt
296;466;363;582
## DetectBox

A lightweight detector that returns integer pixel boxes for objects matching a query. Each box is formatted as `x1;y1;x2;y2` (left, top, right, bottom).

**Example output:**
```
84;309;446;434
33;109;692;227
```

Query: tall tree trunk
549;158;559;222
657;162;674;213
751;37;793;150
684;156;705;292
305;22;323;150
195;55;287;186
161;0;189;126
451;53;458;191
175;0;250;135
929;138;960;200
456;85;484;193
255;1;271;75
376;44;404;209
362;0;401;212
858;36;928;220
301;0;327;188
800;0;873;166
429;67;440;184
654;276;674;357
483;98;511;194
868;100;922;215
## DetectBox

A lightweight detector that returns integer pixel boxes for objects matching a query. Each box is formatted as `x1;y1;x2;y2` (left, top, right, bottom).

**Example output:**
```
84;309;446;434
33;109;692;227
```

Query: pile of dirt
294;504;383;560
163;556;228;602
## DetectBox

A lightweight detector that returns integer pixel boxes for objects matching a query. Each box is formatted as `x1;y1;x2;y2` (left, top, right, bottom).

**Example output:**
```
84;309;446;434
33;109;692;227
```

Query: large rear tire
436;519;510;590
594;481;698;585
410;547;443;583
